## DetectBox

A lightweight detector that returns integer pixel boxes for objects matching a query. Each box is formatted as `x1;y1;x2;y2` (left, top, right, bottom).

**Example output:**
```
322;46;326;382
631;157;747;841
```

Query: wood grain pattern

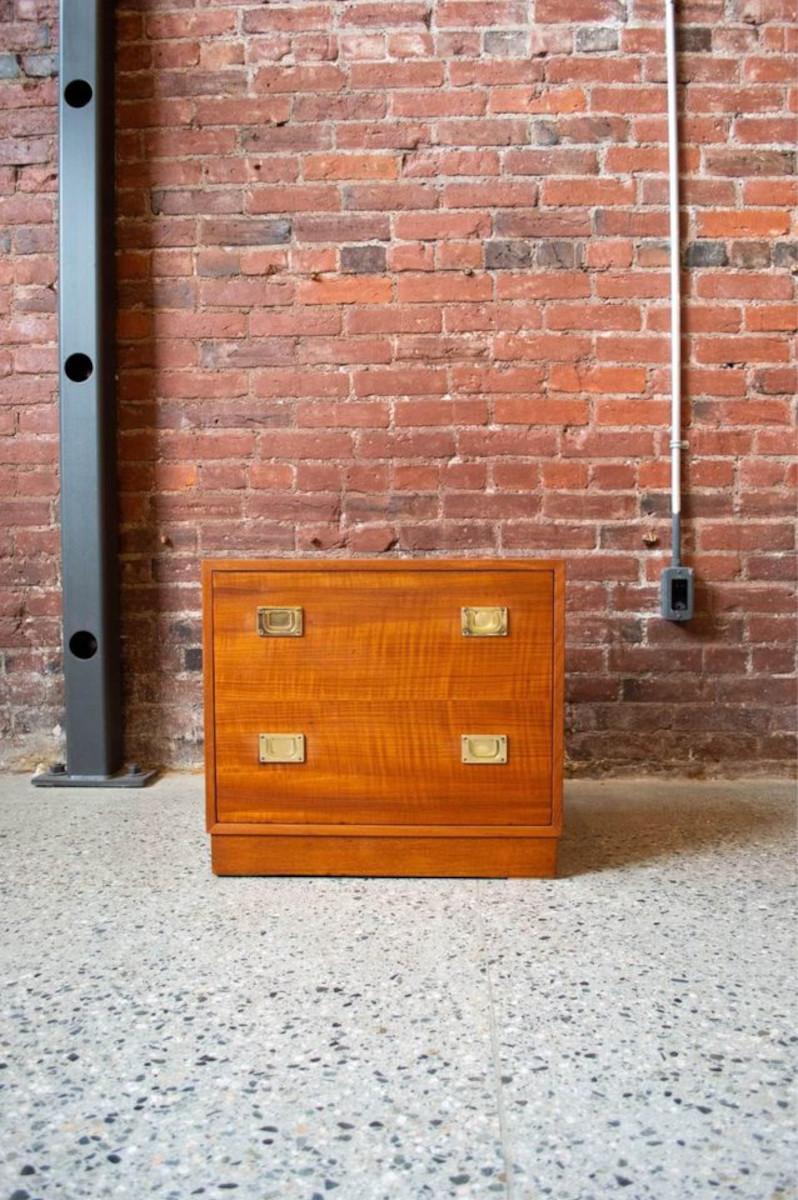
215;700;552;825
203;558;565;877
212;569;553;701
550;560;566;832
211;832;558;878
209;821;560;838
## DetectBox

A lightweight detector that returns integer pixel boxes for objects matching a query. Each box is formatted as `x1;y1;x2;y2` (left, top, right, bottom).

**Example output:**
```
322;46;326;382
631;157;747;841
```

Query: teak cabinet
203;559;564;877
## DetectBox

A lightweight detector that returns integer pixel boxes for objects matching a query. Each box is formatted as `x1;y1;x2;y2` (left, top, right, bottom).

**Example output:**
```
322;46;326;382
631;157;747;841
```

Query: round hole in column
64;353;93;382
69;631;98;660
64;79;93;108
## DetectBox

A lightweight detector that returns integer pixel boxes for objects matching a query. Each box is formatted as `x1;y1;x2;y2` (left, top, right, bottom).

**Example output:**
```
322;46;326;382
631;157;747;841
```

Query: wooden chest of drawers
203;559;564;877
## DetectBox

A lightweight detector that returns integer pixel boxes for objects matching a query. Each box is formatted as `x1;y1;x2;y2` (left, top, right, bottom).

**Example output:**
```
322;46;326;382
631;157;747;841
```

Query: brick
695;336;790;364
201;218;292;246
753;367;797;395
334;120;431;151
254;65;346;93
745;305;798;332
388;33;435;58
485;30;529;57
353;368;448;396
340;244;387;274
697;210;790;238
403;149;501;177
395;211;492;240
585;240;634;269
443;181;537;208
344;182;437;211
505;149;599;175
685;241;728;268
744;180;798;207
550;365;647;393
297;276;392;305
546;304;641;331
387;241;431;271
494;332;593;362
304;154;399;181
452;366;546;393
591;86;666;114
575;27;619;52
705;149;796;177
703;263;789;300
247;186;339;215
537;241;582;269
494;397;590;424
436;118;530;146
495;209;592;237
346;306;442;334
727;241;770;269
350;62;445;89
396;273;492;303
485;241;534;269
492;86;587;115
773;242;798;269
339;3;431;27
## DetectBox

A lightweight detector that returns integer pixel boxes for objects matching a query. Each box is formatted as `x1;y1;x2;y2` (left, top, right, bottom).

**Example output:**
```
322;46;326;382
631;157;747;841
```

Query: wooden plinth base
211;832;558;878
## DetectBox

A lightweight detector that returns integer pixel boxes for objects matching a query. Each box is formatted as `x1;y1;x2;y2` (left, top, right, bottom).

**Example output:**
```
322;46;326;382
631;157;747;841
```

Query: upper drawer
210;567;554;701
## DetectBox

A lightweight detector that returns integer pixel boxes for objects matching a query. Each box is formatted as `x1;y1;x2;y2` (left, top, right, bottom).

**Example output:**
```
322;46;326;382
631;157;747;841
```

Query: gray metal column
34;0;152;786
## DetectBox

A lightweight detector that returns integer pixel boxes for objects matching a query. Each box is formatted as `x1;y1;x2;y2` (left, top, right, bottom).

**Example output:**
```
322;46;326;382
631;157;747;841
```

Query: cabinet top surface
204;558;564;576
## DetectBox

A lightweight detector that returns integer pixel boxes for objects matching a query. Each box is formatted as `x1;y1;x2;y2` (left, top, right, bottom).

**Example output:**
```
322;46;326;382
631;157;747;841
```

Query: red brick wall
1;0;796;775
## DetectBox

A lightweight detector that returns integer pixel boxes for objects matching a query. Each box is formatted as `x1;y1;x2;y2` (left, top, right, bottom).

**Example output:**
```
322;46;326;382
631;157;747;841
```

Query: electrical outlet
660;566;694;622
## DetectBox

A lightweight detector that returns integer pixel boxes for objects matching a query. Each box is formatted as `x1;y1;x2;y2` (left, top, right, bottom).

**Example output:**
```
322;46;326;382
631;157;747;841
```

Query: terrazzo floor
0;773;795;1200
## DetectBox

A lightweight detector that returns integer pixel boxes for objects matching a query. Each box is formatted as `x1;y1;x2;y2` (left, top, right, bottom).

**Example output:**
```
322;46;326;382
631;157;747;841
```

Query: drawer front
211;568;553;702
214;701;552;827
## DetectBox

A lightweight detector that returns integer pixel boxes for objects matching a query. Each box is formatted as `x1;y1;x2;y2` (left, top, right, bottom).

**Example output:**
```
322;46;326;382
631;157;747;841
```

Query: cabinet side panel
551;563;565;833
202;562;217;831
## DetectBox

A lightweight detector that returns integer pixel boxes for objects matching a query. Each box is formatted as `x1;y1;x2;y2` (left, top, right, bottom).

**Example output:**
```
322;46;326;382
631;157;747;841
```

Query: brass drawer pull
259;733;305;764
461;735;508;764
257;606;303;637
461;606;508;637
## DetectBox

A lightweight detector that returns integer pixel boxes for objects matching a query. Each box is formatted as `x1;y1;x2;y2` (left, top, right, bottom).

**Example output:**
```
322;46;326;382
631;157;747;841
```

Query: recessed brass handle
257;606;303;637
259;733;305;763
461;735;508;764
461;607;508;637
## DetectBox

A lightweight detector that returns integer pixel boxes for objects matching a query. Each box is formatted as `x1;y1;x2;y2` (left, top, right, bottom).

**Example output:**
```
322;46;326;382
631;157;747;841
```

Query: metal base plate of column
32;766;157;788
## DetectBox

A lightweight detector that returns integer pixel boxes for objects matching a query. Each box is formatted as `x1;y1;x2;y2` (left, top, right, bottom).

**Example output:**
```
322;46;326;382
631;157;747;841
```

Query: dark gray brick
575;27;619;52
201;218;292;245
529;120;560;147
538;240;579;269
484;30;529;57
685;241;728;268
773;242;798;270
680;28;712;51
485;241;534;269
340;244;387;274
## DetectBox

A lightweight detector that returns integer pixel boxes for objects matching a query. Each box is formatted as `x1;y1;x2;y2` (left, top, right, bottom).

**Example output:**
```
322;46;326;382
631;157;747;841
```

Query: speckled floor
0;774;794;1200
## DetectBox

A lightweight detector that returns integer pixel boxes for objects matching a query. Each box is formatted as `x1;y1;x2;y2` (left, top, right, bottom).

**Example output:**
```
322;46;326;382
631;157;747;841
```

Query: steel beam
34;0;153;787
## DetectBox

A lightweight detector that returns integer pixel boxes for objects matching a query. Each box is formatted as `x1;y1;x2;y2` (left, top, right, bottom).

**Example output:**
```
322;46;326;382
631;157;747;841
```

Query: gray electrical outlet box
660;566;694;622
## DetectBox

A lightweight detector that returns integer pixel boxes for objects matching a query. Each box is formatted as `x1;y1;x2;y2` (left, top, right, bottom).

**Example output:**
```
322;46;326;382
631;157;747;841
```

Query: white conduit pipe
665;0;684;566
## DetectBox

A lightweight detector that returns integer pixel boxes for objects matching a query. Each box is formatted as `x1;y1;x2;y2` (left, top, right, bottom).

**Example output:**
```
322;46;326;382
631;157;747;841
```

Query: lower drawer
215;700;553;827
